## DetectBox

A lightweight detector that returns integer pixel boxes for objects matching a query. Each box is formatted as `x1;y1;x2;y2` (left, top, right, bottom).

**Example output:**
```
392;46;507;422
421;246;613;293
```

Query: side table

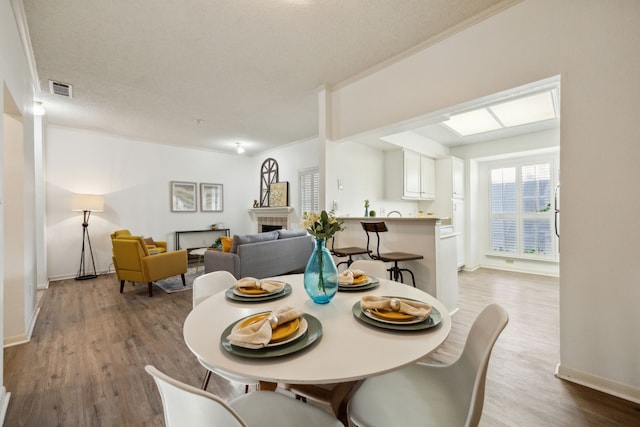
188;248;209;273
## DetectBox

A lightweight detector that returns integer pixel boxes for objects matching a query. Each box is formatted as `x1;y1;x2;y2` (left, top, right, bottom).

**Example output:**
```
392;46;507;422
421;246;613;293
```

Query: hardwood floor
4;270;639;426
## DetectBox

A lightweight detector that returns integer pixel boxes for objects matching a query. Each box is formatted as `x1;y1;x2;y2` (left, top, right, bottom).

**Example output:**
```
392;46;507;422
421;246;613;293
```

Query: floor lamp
72;194;104;280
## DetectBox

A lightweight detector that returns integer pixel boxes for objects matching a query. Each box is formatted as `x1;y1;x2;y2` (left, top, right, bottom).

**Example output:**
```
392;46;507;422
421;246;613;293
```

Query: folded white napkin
226;306;303;348
339;269;366;285
360;296;431;318
235;277;284;293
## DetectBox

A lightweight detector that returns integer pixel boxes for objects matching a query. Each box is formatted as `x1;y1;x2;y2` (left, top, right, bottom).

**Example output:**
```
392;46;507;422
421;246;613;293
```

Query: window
299;167;319;214
489;159;556;259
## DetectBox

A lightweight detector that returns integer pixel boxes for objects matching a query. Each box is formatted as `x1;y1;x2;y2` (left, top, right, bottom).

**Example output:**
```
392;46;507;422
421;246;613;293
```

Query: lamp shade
71;194;104;212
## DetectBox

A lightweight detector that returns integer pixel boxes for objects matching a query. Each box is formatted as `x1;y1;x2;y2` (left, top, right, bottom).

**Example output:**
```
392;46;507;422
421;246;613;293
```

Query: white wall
326;140;439;219
3;112;26;341
251;137;320;229
45;126;256;280
326;140;385;217
1;0;42;416
327;0;640;401
44;128;328;280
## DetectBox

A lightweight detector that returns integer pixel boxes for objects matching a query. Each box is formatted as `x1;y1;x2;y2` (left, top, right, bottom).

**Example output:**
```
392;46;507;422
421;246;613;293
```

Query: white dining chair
347;303;509;427
146;365;343;427
192;271;260;393
347;260;388;279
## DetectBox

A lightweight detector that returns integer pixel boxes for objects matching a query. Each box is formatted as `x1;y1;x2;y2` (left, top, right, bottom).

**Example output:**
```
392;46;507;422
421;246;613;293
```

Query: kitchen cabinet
436;156;464;200
452;199;465;269
385;149;435;200
435;157;465;268
436;225;459;311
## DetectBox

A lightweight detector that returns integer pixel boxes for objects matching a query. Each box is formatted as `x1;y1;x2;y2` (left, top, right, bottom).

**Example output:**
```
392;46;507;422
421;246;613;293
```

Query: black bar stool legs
388;263;417;287
361;221;423;287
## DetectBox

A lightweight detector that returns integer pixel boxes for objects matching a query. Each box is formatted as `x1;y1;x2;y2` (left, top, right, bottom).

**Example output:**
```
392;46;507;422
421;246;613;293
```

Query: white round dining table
183;273;451;385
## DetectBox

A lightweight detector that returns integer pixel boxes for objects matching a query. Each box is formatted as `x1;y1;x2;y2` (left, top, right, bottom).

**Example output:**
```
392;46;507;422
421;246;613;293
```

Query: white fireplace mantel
248;207;294;218
248;207;297;231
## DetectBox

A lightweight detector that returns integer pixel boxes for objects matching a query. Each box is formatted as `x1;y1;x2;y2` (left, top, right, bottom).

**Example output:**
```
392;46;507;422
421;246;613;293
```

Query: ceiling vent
48;80;73;98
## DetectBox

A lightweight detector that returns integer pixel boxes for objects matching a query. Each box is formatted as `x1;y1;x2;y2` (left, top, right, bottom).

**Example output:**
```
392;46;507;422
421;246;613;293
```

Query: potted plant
211;237;222;249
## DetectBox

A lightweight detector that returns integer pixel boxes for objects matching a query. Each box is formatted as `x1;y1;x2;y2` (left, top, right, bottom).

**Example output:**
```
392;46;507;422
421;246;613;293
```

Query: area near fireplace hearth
248;207;297;233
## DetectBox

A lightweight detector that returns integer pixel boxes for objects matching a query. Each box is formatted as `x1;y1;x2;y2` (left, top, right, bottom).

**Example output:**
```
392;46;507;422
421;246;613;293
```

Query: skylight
441;89;557;136
442;109;502;136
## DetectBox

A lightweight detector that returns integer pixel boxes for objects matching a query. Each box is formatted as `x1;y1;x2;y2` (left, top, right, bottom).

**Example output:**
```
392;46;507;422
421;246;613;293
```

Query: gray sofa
203;229;315;279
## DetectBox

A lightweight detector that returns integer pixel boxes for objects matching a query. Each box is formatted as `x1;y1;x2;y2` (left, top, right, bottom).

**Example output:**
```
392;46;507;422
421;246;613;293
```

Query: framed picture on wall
171;181;197;212
200;183;224;212
269;181;289;207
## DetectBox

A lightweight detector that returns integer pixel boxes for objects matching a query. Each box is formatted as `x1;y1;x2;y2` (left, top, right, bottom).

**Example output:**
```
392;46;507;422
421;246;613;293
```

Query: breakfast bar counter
334;216;458;313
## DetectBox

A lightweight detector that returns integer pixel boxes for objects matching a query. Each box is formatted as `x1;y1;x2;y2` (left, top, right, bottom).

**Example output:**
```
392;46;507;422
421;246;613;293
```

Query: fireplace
248;207;296;233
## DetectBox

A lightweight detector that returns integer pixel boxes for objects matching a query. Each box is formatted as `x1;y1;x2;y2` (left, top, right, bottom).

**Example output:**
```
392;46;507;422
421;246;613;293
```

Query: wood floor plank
3;270;639;426
425;269;639;426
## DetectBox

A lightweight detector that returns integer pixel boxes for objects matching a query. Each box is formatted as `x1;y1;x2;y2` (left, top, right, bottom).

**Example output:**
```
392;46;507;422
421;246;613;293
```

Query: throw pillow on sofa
220;236;233;252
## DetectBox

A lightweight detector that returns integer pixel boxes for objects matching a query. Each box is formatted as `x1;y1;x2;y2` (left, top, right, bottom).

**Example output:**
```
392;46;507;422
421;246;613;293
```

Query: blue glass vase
304;238;339;304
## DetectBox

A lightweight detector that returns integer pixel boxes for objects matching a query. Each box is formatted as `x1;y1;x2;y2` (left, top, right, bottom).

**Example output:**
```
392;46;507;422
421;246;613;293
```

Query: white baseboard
4;332;29;348
477;263;559;277
555;363;640;404
26;306;41;341
0;387;10;425
47;270;112;282
3;306;41;348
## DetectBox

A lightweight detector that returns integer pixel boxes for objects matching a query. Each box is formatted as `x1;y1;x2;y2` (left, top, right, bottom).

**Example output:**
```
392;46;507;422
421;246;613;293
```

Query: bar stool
361;221;423;287
330;237;370;270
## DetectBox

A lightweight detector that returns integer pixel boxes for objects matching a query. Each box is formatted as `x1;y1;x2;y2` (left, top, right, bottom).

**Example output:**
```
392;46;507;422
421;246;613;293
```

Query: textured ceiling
23;0;511;155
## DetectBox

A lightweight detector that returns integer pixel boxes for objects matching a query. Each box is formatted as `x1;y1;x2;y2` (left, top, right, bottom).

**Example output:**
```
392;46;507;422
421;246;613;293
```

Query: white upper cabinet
435;157;465;269
420;154;435;199
436;157;464;201
385;149;435;200
452;157;464;199
404;150;422;198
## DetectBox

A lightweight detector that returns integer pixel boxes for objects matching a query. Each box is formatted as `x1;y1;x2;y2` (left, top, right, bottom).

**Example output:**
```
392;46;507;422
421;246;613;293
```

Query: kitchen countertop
339;216;444;221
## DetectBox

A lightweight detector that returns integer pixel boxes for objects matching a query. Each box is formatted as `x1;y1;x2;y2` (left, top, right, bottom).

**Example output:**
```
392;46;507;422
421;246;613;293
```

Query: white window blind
490;167;517;253
521;163;553;255
489;160;555;259
299;167;319;214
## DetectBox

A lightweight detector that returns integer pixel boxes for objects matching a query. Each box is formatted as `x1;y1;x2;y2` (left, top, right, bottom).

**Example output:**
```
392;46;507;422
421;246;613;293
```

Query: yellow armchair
111;229;167;253
112;235;187;297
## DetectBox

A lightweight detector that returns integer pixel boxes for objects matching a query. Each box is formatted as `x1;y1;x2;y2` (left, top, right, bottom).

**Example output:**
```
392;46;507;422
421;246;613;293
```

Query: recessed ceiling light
193;118;204;125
